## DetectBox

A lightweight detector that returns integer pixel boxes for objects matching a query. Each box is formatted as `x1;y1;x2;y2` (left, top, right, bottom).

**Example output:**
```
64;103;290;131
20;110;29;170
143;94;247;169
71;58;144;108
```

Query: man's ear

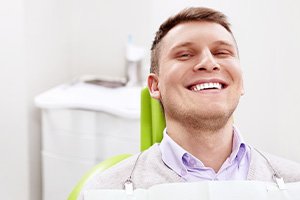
147;73;160;100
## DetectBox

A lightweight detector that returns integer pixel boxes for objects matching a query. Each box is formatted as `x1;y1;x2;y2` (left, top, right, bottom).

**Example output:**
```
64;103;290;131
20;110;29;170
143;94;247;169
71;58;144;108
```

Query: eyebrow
169;42;195;52
211;40;236;49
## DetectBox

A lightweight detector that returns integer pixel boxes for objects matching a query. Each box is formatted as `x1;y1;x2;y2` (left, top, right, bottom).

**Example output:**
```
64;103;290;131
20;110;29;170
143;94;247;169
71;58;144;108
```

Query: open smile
187;79;228;92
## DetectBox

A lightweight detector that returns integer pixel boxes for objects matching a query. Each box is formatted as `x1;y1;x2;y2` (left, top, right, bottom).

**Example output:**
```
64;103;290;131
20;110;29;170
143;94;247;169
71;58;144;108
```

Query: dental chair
67;87;166;200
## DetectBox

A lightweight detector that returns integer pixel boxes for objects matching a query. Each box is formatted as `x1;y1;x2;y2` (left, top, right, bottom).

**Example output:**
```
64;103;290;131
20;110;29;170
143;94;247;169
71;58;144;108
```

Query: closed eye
176;52;194;60
180;53;192;57
213;50;232;57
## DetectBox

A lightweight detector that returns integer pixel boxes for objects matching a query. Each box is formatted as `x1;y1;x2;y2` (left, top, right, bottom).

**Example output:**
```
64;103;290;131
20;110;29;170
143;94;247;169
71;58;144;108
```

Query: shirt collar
229;126;247;164
159;128;188;176
159;125;247;176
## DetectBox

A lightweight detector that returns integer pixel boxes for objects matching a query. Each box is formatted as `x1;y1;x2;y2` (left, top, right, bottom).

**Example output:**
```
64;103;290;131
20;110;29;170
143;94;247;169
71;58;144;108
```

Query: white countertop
35;82;141;119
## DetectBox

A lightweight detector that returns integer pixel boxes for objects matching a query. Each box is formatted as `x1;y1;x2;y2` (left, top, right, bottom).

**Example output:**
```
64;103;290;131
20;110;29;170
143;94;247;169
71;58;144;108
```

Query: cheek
222;60;242;80
160;64;183;84
221;60;244;93
158;73;179;98
232;68;244;94
234;67;243;86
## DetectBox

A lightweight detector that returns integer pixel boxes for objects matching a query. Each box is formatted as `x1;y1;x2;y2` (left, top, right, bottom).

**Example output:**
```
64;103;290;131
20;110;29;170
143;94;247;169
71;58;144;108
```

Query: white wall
70;0;153;80
0;1;29;199
25;0;74;199
234;1;300;162
1;1;300;200
0;0;72;199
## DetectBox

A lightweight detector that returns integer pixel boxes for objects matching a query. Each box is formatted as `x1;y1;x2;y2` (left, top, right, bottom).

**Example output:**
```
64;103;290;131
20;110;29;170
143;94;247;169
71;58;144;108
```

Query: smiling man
148;17;246;179
79;7;300;199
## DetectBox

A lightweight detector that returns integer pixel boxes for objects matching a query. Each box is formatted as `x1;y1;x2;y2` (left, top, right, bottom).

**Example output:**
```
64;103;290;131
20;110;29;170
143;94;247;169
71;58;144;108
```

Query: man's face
148;21;244;129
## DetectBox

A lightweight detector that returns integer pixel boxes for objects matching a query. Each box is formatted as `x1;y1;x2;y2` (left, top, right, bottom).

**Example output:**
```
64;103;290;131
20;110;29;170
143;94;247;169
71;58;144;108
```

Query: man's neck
166;119;234;172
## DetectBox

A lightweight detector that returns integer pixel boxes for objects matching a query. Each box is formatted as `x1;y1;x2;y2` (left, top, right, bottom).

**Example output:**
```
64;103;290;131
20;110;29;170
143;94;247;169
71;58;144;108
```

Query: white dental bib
84;181;300;200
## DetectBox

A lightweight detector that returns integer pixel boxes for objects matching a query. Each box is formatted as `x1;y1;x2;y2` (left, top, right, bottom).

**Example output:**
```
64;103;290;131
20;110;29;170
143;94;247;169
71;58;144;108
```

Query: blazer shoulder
256;150;300;182
81;144;164;190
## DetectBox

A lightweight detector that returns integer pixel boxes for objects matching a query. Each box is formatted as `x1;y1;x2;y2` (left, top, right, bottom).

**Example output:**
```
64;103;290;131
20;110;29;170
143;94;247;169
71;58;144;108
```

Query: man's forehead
161;21;236;50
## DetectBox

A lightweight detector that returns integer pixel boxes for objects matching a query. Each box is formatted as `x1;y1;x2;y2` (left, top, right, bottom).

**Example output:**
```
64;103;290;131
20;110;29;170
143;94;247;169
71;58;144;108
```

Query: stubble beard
164;100;238;134
184;109;233;132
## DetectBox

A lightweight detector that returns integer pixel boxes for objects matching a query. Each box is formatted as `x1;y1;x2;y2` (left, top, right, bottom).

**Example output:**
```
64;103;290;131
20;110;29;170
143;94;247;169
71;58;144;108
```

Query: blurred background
1;0;300;199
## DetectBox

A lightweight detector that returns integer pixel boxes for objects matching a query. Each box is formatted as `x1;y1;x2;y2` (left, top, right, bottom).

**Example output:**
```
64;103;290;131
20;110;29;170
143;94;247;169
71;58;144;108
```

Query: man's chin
179;109;234;130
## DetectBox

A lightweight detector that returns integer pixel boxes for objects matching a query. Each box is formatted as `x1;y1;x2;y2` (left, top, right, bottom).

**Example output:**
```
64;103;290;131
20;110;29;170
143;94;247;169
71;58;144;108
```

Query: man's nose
193;50;220;72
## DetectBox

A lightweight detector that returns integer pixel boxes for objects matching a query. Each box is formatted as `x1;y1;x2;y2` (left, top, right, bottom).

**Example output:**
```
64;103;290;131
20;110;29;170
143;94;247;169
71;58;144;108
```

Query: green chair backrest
140;87;166;151
67;154;132;200
68;87;165;200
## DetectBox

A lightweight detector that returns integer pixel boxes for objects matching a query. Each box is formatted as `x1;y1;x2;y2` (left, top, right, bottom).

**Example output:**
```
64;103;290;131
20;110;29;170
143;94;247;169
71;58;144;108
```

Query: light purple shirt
159;126;251;181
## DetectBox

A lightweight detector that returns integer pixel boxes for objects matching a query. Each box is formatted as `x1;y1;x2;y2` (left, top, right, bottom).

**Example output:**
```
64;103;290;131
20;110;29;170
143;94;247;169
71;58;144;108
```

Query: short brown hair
150;7;234;74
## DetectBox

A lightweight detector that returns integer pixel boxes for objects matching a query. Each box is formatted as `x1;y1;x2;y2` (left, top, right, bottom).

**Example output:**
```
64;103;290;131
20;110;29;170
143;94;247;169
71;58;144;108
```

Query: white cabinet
35;83;141;200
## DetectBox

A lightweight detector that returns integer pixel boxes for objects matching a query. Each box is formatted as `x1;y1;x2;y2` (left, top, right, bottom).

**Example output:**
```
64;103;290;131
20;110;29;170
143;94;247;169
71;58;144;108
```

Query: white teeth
191;82;222;91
